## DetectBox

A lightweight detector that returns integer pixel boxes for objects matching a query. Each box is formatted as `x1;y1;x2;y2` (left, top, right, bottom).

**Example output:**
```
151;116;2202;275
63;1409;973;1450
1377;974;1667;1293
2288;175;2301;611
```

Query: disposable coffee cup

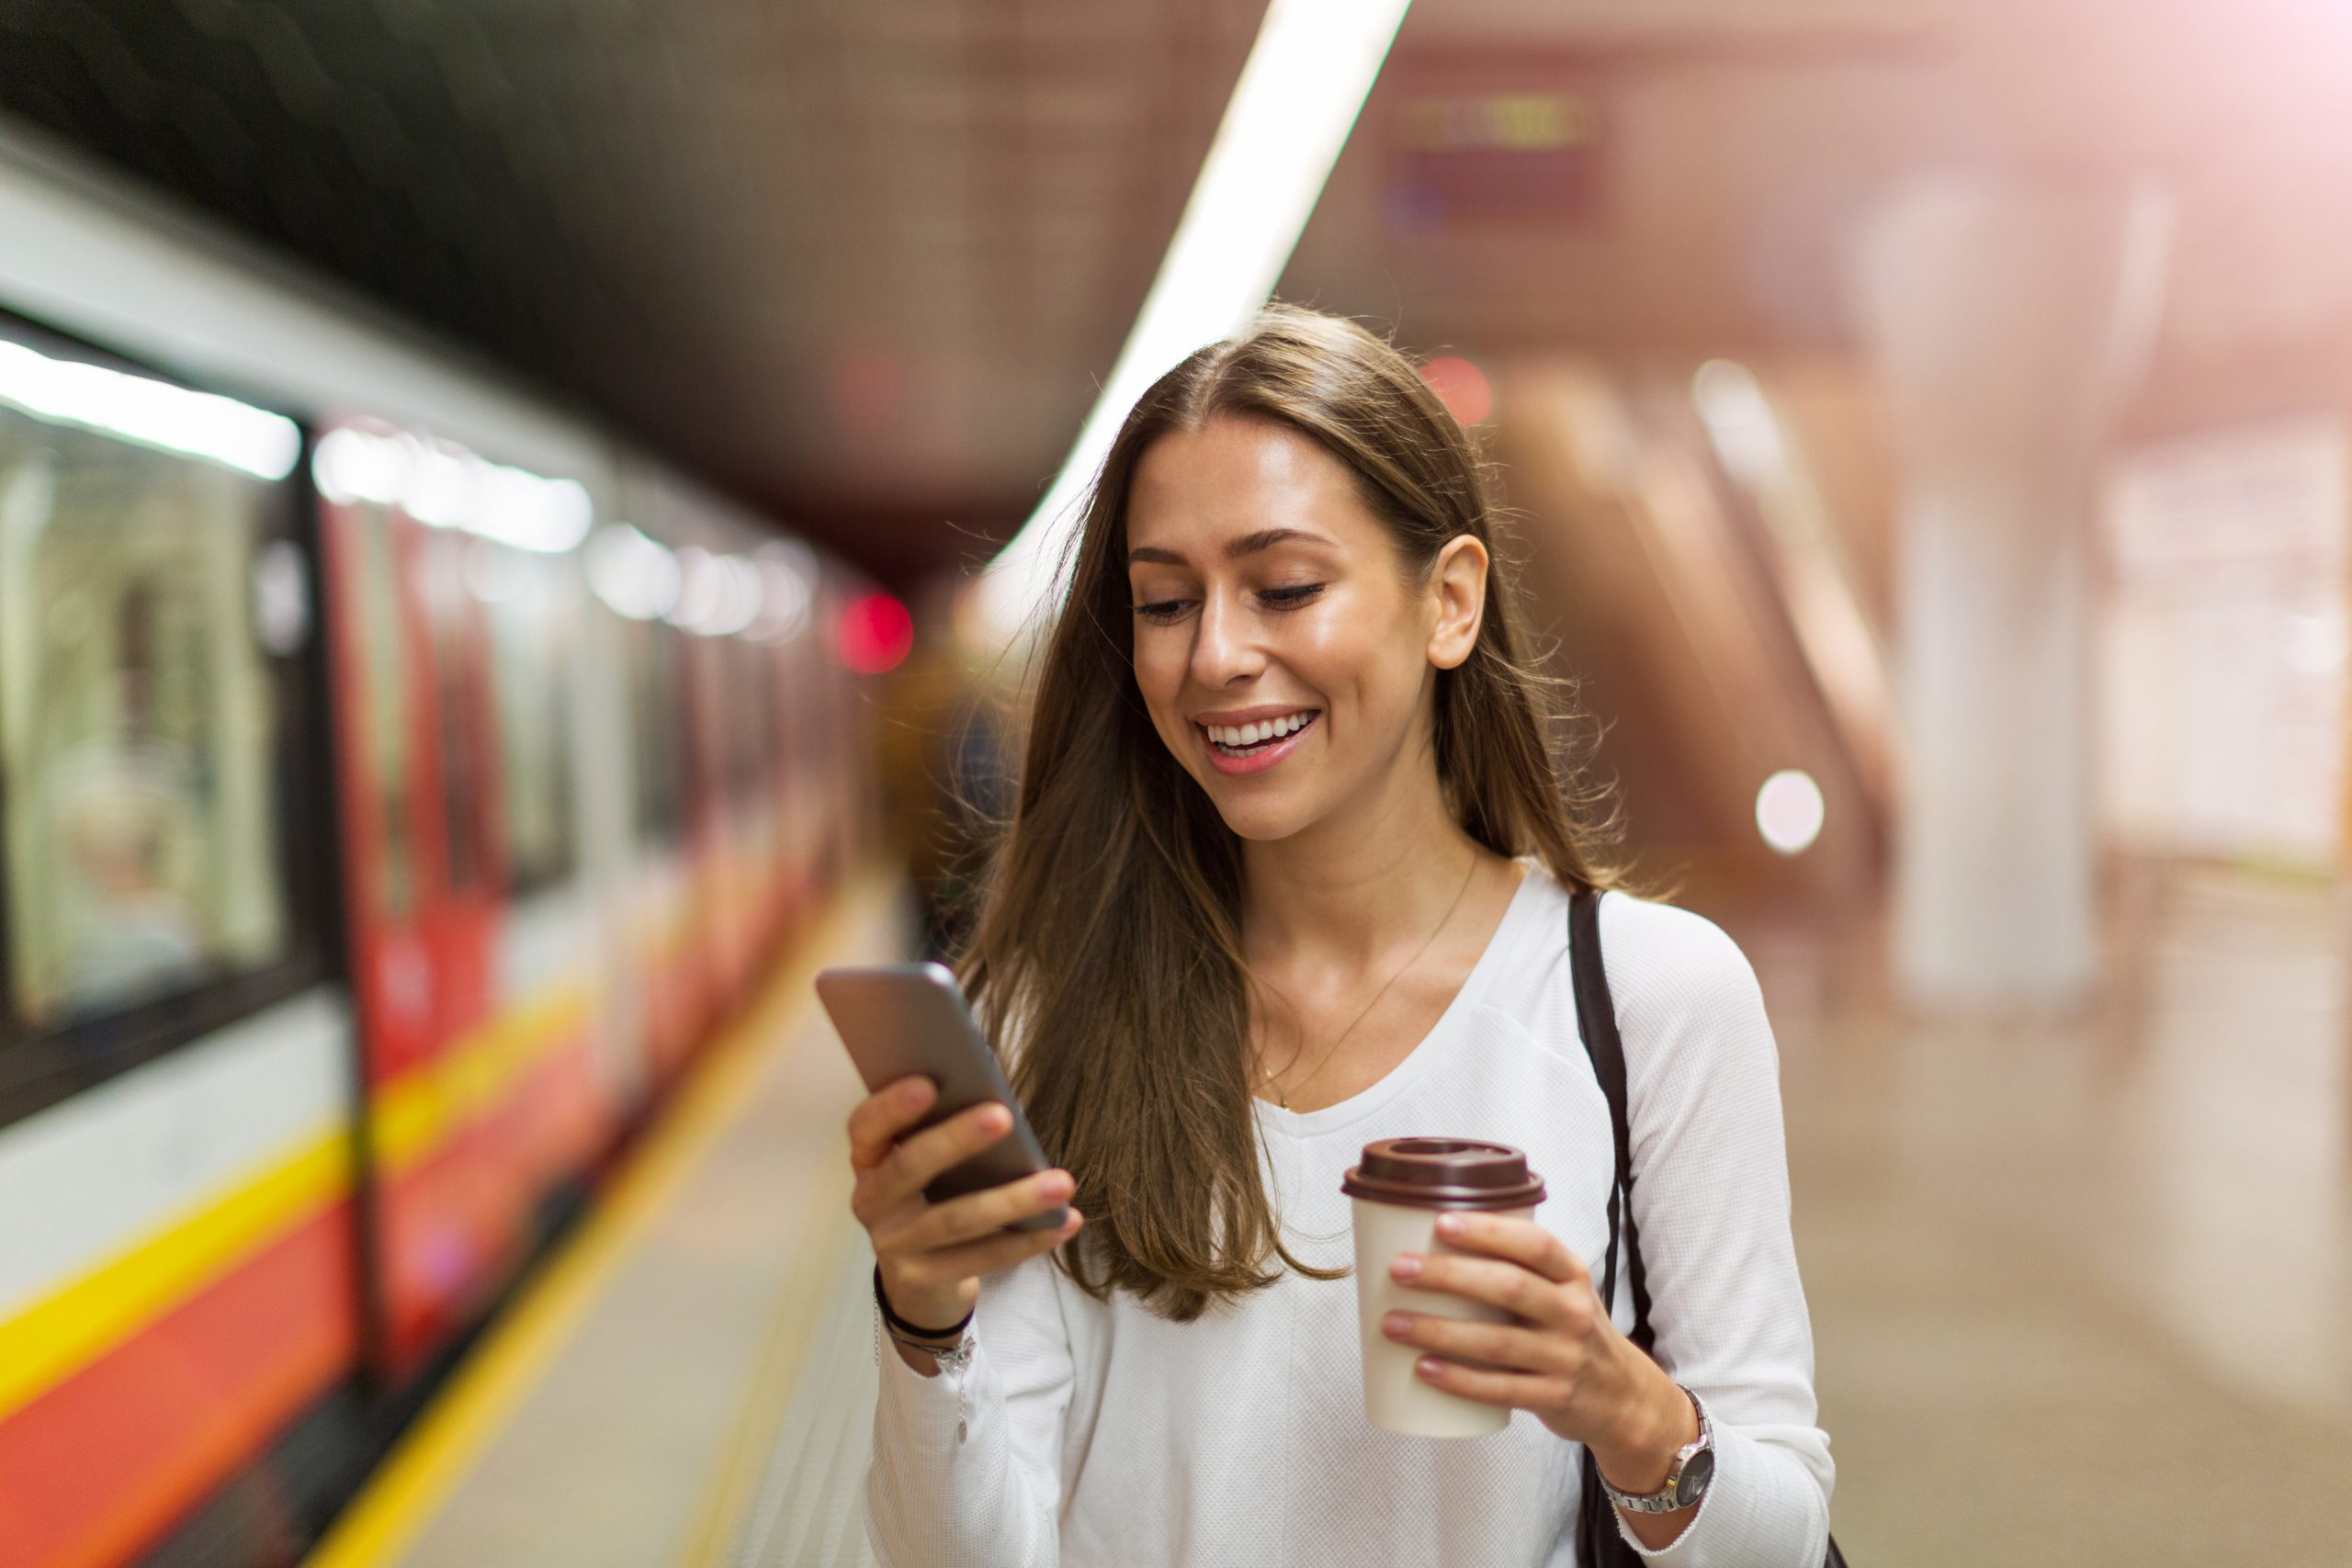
1342;1137;1547;1438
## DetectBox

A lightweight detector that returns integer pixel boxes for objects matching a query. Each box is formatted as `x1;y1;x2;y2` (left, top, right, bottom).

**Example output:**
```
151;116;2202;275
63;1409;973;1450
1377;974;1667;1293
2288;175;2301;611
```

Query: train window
726;637;775;804
415;530;496;895
0;326;312;1077
345;504;420;919
476;540;579;893
626;618;687;845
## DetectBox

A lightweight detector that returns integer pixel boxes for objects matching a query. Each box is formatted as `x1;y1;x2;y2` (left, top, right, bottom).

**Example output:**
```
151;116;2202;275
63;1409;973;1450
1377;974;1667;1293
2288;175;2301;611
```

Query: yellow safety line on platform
301;874;892;1568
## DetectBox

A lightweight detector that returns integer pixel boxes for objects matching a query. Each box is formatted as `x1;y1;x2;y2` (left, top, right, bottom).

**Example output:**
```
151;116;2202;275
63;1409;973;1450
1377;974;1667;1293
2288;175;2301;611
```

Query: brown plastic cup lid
1341;1137;1545;1211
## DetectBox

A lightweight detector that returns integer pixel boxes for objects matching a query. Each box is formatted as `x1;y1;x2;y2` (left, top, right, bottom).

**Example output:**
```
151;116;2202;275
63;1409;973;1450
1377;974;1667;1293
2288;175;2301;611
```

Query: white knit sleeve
865;1251;1074;1567
1598;894;1835;1567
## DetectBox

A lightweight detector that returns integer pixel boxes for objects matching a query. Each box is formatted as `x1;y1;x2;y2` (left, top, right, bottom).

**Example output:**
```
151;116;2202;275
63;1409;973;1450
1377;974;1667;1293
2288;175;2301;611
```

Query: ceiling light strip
978;0;1415;643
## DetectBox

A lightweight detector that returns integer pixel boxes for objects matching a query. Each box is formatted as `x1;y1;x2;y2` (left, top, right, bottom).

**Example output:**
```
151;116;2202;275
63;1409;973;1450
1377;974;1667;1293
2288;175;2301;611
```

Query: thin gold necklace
1254;849;1481;1111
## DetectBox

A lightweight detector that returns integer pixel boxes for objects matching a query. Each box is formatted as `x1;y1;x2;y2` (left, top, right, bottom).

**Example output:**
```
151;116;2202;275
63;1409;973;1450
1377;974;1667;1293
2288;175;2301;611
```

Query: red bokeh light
1419;355;1493;426
837;592;914;674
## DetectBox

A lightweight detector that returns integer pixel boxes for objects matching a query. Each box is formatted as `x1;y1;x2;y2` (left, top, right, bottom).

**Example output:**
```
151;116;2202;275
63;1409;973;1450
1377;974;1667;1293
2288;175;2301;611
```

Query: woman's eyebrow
1126;528;1334;568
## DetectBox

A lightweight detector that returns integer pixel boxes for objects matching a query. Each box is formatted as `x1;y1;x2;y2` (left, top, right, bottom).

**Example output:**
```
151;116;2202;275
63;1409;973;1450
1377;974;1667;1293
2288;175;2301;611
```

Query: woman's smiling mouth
1196;708;1320;774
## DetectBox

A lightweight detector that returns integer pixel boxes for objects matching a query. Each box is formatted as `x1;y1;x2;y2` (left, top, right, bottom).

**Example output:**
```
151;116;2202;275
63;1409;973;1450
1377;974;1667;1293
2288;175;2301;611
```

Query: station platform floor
297;862;2352;1568
303;875;901;1568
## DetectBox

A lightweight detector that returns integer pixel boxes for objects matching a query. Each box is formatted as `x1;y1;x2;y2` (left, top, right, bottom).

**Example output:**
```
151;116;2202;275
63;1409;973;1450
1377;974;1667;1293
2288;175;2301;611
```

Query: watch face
1674;1448;1716;1507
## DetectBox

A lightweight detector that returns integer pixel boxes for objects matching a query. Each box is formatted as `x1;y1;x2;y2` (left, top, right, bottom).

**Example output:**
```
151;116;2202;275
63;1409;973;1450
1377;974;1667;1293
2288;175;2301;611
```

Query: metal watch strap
1598;1386;1713;1515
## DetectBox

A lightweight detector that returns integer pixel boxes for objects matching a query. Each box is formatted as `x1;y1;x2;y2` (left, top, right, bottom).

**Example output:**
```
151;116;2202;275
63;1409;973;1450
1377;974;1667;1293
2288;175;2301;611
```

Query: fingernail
1391;1253;1421;1281
1383;1312;1411;1337
1435;1213;1464;1238
1041;1172;1074;1199
1418;1357;1444;1378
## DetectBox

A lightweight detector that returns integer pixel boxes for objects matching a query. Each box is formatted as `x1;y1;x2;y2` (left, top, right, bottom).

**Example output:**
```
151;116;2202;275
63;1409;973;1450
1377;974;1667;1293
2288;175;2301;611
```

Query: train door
413;527;503;1049
317;434;511;1371
615;613;697;1082
678;607;731;1034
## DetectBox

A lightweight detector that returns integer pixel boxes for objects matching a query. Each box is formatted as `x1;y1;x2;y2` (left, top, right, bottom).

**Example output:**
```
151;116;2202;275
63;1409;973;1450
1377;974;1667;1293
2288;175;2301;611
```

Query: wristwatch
1597;1386;1714;1514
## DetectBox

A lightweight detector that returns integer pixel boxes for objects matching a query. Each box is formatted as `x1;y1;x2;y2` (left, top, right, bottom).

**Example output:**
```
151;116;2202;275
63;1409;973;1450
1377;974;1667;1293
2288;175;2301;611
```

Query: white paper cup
1341;1137;1548;1439
1351;1196;1536;1437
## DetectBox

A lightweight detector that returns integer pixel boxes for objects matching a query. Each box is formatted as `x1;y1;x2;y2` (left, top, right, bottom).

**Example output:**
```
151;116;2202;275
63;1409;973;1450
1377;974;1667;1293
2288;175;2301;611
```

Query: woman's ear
1425;533;1489;671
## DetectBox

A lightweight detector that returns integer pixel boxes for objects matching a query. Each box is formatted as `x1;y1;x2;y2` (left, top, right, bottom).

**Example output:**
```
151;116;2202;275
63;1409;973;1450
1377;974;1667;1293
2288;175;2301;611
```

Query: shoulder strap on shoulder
1567;888;1655;1353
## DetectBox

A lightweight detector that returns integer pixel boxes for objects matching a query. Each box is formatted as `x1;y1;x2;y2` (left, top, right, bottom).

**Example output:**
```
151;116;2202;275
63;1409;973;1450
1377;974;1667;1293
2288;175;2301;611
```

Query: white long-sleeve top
866;866;1834;1566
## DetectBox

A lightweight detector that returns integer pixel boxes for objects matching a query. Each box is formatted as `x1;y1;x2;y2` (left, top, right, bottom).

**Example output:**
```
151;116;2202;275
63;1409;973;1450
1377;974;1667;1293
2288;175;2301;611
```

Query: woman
847;306;1833;1565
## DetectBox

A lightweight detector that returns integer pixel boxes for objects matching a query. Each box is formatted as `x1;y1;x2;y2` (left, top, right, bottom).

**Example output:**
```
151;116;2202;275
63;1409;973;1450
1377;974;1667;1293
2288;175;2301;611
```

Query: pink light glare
838;592;914;674
1419;355;1493;426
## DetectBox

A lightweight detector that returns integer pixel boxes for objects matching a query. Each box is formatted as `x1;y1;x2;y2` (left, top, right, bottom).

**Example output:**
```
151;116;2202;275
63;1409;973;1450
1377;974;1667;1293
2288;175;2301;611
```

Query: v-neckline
1252;860;1544;1140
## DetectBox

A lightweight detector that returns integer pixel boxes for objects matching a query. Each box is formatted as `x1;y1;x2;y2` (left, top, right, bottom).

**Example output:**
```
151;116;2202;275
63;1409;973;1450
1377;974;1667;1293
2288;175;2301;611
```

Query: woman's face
1123;415;1484;844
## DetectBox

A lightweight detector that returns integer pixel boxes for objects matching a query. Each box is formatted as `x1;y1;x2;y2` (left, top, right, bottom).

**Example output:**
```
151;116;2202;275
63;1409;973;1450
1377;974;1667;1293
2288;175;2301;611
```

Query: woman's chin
1204;790;1323;844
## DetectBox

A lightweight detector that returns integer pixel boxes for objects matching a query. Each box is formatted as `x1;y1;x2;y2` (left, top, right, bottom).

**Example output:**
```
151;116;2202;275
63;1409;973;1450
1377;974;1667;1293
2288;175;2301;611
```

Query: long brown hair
959;304;1619;1321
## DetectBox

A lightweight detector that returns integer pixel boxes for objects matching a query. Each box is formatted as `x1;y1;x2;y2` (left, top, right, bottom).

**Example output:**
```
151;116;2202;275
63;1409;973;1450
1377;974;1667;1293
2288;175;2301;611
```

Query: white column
1854;175;2170;1010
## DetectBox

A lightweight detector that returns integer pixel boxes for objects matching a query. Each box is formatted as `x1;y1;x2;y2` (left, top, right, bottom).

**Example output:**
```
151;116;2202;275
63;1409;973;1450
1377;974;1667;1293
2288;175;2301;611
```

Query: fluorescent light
700;554;766;637
312;425;413;505
0;337;300;479
586;523;787;638
586;523;681;621
976;0;1414;646
311;424;591;554
750;541;816;643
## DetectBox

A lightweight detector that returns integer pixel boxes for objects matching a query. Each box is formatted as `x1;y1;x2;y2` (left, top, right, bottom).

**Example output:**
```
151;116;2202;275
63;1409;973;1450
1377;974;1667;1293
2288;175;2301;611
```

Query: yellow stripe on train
0;1129;349;1424
369;986;593;1173
0;977;592;1426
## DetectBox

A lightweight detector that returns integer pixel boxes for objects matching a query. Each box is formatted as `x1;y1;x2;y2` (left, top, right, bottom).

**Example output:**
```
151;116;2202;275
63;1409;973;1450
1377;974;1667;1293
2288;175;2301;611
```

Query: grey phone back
815;963;1066;1231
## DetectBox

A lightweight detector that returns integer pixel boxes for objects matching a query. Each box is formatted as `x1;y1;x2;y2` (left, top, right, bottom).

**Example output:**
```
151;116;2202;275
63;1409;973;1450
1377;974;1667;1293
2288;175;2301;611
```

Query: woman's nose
1190;592;1263;687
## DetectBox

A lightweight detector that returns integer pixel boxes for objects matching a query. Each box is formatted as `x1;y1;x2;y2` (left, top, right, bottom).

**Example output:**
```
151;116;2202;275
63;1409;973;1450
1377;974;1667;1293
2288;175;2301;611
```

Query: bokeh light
1419;355;1493;425
838;592;914;674
1755;769;1826;856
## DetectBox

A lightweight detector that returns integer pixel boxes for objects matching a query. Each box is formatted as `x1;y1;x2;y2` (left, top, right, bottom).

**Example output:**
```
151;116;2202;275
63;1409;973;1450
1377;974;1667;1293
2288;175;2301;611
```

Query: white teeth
1204;712;1314;750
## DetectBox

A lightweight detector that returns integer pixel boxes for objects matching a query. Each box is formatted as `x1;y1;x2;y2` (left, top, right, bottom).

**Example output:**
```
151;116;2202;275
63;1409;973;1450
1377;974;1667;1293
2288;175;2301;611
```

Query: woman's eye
1258;583;1325;609
1132;599;1193;624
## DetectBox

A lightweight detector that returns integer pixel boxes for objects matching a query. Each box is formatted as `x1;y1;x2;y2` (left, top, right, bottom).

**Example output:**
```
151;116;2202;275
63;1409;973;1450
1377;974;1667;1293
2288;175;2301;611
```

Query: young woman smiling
848;306;1833;1565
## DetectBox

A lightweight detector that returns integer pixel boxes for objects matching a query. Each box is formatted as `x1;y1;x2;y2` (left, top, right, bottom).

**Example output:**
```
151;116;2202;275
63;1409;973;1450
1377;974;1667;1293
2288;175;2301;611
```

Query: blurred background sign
1385;80;1605;224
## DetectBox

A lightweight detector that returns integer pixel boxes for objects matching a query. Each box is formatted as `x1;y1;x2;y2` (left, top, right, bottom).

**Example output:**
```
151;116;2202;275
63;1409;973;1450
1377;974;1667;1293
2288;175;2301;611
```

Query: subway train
0;136;877;1568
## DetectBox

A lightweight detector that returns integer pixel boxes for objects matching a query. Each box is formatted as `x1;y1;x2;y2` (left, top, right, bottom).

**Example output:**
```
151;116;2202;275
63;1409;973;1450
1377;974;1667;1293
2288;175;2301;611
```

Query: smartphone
815;963;1067;1232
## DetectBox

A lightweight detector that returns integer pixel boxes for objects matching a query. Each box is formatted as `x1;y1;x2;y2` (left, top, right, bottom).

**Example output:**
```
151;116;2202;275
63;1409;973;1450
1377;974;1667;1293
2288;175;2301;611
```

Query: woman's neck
1237;758;1490;972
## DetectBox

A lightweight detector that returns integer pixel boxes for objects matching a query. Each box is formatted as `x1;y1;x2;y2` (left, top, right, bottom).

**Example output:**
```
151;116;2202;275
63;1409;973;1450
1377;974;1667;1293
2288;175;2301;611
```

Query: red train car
0;142;872;1567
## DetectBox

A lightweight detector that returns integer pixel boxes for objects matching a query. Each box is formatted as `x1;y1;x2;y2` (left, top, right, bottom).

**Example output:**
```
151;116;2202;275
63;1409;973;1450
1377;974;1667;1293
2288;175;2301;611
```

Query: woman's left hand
1382;1211;1696;1492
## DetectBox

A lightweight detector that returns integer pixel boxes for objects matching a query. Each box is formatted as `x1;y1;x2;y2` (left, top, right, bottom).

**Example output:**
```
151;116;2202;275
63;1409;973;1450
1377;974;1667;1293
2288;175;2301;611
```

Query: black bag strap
1566;887;1849;1568
1567;888;1653;1353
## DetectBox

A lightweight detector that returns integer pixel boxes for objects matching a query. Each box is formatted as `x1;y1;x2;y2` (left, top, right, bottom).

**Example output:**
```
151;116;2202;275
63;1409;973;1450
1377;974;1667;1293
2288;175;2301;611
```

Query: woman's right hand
848;1075;1084;1337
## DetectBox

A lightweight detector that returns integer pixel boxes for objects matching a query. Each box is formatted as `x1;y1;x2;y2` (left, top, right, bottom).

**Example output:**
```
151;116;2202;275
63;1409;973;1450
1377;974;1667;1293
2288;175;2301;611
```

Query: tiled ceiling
0;0;1267;580
6;0;2351;577
1297;0;2352;430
